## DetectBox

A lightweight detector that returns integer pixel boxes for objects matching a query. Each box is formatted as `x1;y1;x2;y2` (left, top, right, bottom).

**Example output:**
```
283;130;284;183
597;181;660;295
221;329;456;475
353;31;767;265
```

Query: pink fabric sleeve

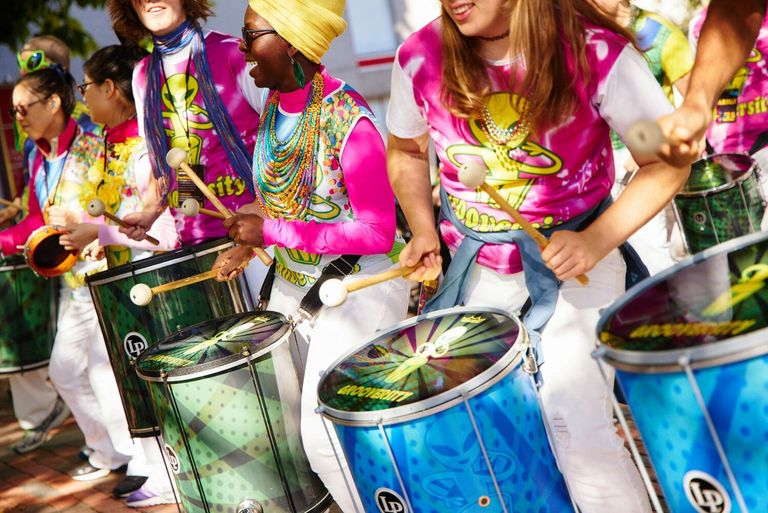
262;117;396;255
0;174;44;255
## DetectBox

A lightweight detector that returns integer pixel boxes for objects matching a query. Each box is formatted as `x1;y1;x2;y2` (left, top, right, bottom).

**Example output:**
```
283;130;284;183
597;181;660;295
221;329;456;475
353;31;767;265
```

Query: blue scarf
144;19;254;199
425;187;648;355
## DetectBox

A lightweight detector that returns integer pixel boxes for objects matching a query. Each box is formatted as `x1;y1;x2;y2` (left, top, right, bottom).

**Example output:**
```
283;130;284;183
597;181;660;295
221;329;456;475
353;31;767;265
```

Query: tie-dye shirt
387;18;672;274
690;10;768;154
133;31;262;244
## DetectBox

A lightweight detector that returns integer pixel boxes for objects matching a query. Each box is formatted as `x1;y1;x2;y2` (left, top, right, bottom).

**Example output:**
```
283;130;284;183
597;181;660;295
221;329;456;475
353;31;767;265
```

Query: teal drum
136;311;330;513
673;153;765;254
317;307;575;513
596;231;768;513
86;239;253;437
0;254;56;374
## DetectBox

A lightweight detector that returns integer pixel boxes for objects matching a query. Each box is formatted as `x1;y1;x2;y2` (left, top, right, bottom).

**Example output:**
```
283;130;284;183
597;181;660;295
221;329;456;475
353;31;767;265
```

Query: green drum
86;239;254;437
0;254;56;374
674;153;765;254
136;312;330;513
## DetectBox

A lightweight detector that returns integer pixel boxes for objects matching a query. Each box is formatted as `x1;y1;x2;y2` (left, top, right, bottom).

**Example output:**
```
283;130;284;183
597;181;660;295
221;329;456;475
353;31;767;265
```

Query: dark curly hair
83;45;149;104
15;66;77;117
108;0;213;43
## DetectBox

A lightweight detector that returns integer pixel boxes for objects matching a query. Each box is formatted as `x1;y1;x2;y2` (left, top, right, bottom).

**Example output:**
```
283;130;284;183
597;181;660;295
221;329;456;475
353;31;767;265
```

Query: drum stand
592;347;665;513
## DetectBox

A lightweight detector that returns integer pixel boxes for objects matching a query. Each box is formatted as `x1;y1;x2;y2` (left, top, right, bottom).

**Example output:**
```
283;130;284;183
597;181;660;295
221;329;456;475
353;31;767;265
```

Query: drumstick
625;119;666;155
459;162;590;286
165;149;272;266
319;264;443;307
181;198;227;219
0;198;25;212
130;269;220;306
86;199;160;246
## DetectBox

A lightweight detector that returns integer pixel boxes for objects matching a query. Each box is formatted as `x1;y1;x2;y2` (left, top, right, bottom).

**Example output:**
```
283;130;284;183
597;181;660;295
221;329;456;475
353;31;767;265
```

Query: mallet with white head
86;198;160;245
181;198;226;219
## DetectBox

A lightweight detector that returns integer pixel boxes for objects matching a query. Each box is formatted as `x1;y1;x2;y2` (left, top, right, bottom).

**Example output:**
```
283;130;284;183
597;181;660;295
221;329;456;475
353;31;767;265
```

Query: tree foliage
0;0;108;56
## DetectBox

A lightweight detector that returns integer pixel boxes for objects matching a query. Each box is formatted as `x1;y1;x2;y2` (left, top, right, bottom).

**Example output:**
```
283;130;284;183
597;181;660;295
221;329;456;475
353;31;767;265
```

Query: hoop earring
290;54;306;88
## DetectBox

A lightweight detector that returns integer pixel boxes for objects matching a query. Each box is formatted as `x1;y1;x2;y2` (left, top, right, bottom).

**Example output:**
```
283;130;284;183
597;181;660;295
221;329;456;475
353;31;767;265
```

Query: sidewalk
0;380;176;513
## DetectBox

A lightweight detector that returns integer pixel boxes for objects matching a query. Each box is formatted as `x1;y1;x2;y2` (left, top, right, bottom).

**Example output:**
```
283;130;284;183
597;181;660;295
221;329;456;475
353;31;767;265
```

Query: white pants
136;436;176;495
267;268;410;513
9;367;58;430
48;288;134;470
463;251;652;513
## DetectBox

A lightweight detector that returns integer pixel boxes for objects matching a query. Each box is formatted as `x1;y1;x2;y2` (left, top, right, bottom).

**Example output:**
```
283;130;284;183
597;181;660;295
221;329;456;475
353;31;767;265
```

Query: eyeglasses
17;50;51;74
8;97;48;119
77;81;98;96
241;27;278;46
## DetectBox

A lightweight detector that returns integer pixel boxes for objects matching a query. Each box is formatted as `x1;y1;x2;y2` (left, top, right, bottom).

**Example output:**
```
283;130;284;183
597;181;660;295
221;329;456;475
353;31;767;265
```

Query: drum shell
23;225;79;278
86;239;253;437
674;154;765;254
0;256;57;374
609;348;768;513
138;332;329;513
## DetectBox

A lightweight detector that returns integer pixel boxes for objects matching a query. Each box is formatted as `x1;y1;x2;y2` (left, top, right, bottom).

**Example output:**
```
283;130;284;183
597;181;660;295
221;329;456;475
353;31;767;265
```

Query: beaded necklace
479;102;531;174
254;72;324;220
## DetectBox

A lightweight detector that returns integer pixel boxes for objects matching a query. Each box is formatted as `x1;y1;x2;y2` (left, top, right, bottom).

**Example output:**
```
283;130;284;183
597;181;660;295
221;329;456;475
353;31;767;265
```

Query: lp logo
375;488;408;513
164;444;181;474
684;471;731;513
123;332;148;359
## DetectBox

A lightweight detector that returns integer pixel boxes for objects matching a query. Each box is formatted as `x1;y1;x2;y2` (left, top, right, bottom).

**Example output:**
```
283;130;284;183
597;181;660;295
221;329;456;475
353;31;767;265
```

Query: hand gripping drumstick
181;198;227;220
86;199;160;246
459;162;589;286
319;266;420;307
130;270;220;306
165;148;273;266
0;198;23;210
625;119;666;156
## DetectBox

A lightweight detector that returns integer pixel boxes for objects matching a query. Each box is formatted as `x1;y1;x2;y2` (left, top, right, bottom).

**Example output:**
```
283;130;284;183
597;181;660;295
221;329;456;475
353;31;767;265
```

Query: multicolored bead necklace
254;72;324;220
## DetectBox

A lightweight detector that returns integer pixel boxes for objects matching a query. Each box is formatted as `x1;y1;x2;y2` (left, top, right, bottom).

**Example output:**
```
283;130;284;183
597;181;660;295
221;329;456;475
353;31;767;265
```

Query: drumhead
86;238;233;285
135;311;291;382
677;153;757;197
317;307;523;426
597;230;768;370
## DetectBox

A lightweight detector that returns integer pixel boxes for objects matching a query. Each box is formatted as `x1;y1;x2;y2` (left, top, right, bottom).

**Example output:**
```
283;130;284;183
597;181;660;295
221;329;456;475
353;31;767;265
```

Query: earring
290;55;306;88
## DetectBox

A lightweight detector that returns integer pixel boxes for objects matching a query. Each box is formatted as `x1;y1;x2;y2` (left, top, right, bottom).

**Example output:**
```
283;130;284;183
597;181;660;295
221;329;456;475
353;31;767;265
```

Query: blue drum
596;231;768;513
317;307;574;513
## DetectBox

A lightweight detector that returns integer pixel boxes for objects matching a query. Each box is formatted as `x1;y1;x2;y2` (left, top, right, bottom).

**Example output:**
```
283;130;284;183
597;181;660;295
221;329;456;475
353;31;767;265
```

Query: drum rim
596;230;768;361
676;152;758;198
135;311;292;383
86;238;233;285
316;306;526;426
0;359;50;375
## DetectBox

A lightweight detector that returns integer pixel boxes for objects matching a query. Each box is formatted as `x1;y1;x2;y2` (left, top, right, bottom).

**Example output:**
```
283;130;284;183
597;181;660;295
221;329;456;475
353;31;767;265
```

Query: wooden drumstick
181;198;227;219
0;198;25;213
625;119;667;155
86;199;160;246
319;264;443;307
130;269;220;306
165;149;272;266
459;162;590;286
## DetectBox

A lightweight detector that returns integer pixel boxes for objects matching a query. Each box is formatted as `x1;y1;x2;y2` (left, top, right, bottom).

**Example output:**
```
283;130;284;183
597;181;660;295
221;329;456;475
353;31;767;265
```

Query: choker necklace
477;30;510;42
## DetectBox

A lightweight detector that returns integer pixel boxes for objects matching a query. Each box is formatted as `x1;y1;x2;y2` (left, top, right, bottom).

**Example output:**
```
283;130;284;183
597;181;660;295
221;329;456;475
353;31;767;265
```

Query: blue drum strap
425;187;648;356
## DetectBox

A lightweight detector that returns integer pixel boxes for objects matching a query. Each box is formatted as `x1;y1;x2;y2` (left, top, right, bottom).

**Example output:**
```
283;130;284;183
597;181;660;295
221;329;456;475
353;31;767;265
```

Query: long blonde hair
441;0;635;130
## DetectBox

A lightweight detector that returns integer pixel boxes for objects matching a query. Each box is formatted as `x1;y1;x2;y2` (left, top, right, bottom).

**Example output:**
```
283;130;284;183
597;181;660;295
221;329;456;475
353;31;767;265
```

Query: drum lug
236;499;264;513
522;346;538;375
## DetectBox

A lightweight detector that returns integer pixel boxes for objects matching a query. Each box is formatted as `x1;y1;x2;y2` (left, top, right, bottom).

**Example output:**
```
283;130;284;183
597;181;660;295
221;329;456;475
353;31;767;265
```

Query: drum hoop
676;154;757;198
596;230;768;343
0;359;50;375
317;306;526;426
86;239;234;285
597;326;768;373
135;312;292;383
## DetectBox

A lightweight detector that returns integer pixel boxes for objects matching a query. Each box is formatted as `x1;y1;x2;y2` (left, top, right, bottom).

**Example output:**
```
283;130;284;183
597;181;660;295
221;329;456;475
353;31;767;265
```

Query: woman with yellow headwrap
212;1;411;511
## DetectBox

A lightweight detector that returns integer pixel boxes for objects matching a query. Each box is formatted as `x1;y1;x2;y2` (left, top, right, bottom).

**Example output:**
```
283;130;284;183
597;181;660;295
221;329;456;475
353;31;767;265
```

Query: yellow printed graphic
336;384;413;403
626;320;756;339
384;327;466;383
702;264;768;316
162;73;213;164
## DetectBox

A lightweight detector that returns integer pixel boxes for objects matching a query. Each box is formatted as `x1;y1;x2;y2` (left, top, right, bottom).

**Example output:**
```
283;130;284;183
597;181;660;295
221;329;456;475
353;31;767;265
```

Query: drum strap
297;254;361;322
257;260;277;309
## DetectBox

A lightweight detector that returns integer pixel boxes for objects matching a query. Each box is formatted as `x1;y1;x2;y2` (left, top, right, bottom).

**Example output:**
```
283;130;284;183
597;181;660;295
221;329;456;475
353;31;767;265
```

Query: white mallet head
166;148;188;169
319;279;348;307
458;161;487;189
130;283;153;306
86;198;106;218
181;198;201;217
626;120;664;156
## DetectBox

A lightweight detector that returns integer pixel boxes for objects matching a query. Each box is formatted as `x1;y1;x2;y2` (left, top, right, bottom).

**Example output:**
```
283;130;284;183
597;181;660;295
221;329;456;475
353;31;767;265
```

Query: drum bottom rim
0;360;50;375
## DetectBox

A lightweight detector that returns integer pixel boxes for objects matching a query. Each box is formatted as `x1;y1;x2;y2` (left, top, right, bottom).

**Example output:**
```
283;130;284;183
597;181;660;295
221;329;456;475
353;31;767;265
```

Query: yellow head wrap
248;0;346;64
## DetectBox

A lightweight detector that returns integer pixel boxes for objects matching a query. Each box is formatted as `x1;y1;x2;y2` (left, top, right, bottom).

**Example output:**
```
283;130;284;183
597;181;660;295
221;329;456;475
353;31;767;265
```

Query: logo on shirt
162;73;213;164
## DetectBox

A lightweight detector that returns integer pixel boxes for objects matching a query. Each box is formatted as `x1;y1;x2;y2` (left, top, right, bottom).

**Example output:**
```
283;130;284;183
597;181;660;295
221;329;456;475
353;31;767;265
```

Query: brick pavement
0;380;177;513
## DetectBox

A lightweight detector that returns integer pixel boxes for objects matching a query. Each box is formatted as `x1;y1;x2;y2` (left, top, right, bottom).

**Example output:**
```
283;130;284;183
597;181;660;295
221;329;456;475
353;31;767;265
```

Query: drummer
387;1;689;512
58;44;179;506
107;0;271;298
0;68;136;482
211;0;410;510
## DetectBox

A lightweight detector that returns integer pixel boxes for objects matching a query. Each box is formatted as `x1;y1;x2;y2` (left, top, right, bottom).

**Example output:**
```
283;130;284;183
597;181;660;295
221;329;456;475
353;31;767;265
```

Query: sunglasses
8;97;48;119
77;81;98;96
241;27;278;47
17;50;51;74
